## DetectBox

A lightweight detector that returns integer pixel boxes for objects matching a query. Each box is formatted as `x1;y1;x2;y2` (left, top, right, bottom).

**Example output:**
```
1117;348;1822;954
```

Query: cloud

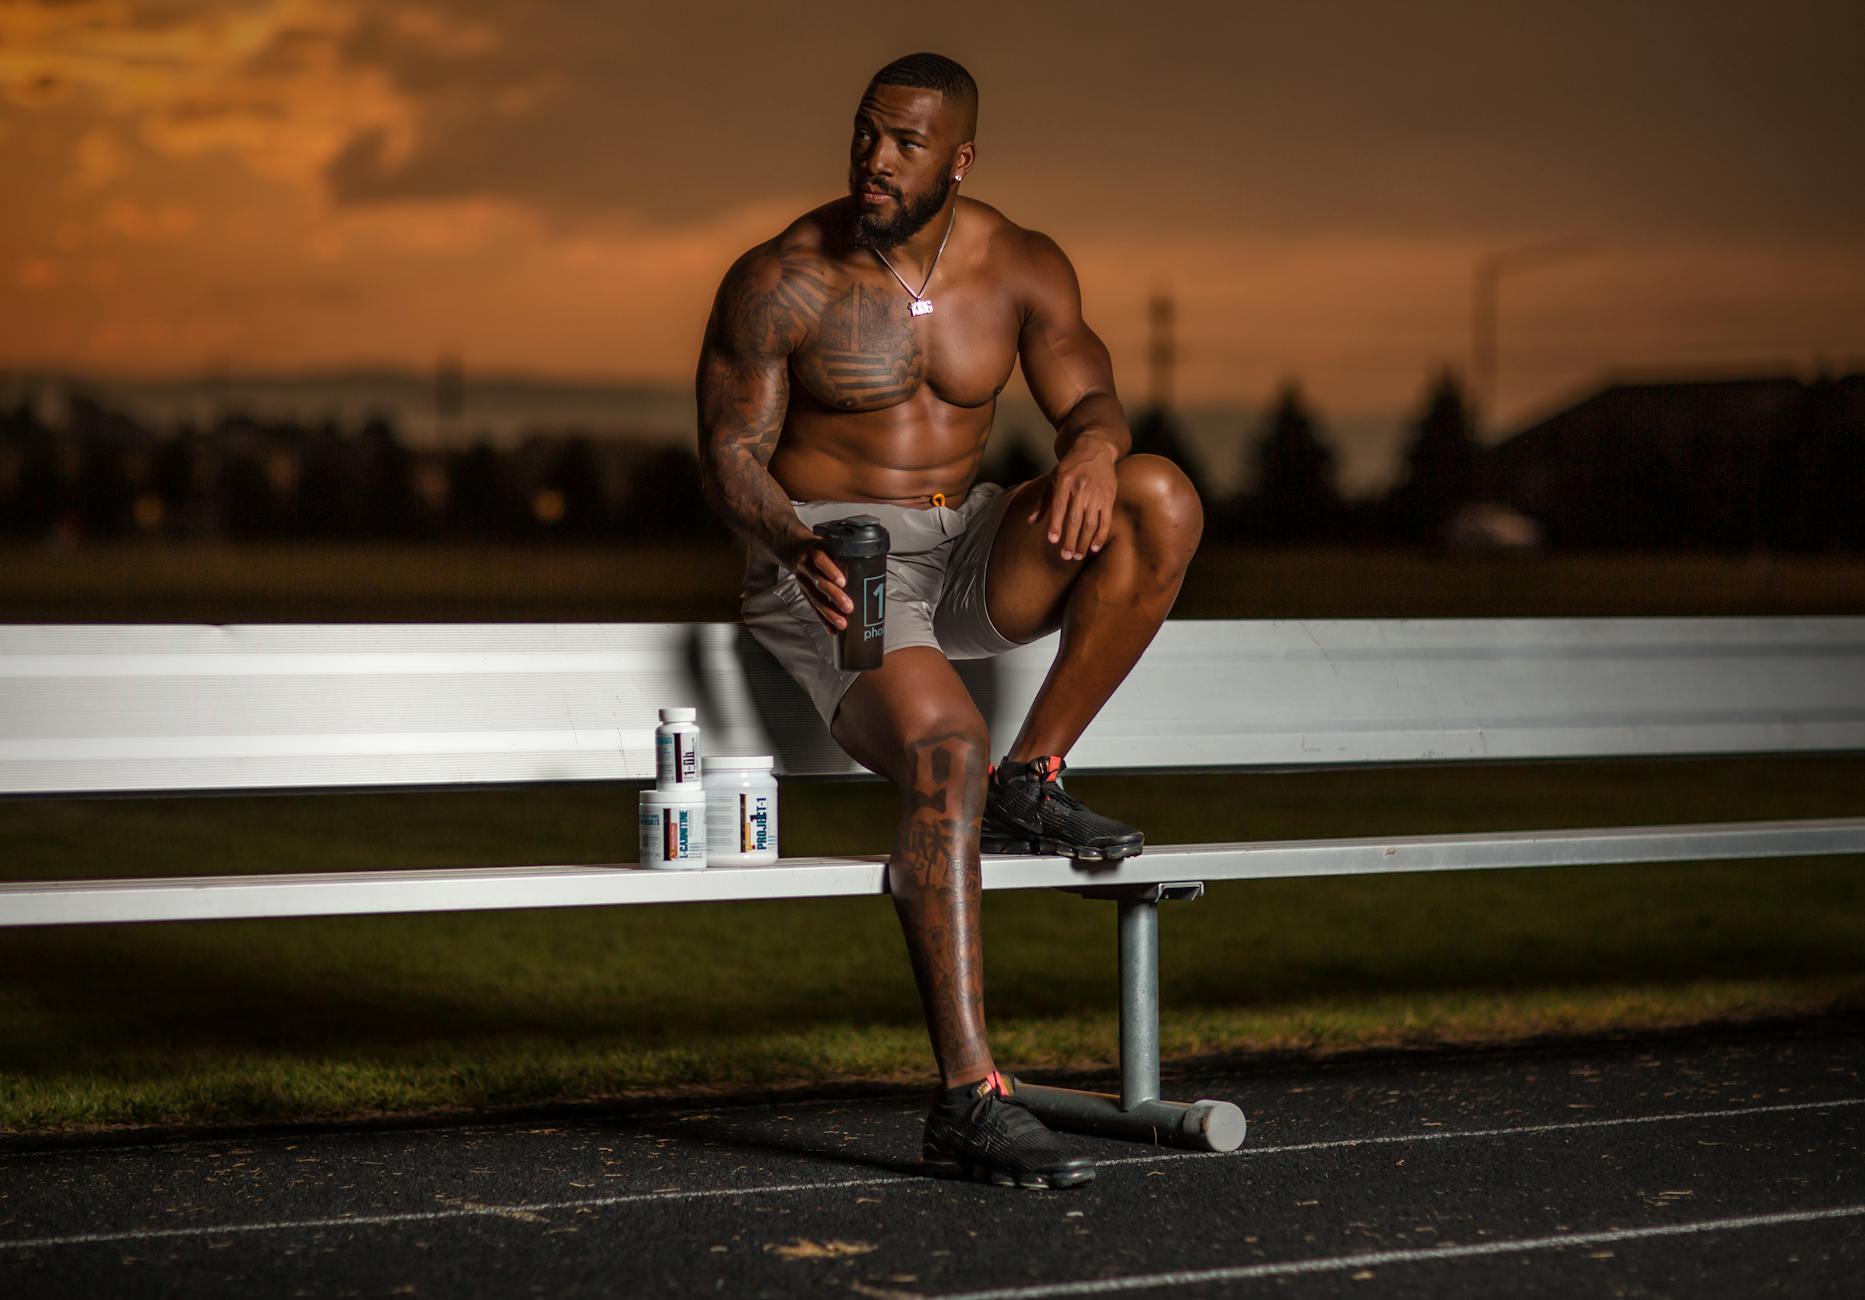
288;0;1865;247
0;0;418;188
97;196;196;240
16;256;63;290
72;127;127;188
7;1;1860;244
387;4;497;59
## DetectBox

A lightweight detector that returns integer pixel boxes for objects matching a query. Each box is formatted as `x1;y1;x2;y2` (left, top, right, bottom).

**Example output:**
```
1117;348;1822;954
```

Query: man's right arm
695;247;852;630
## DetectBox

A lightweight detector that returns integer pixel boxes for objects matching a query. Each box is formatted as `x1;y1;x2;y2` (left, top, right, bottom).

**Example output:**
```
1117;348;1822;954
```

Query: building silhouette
1491;371;1865;551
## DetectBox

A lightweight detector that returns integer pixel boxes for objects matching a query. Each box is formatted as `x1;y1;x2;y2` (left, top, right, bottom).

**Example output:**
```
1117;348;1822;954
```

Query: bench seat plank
5;817;1860;927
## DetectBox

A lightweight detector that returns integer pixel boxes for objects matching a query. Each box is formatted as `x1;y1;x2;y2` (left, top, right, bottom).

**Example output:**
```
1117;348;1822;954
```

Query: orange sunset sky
2;0;1862;431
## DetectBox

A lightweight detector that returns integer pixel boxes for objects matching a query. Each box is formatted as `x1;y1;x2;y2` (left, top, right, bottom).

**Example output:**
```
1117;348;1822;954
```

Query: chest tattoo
801;283;924;409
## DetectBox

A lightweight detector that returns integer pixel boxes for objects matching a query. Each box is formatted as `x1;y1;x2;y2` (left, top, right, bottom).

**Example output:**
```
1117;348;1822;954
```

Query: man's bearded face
851;168;952;251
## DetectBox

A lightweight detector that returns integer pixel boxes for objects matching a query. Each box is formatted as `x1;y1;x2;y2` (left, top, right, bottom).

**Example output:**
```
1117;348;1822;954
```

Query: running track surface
3;1018;1860;1298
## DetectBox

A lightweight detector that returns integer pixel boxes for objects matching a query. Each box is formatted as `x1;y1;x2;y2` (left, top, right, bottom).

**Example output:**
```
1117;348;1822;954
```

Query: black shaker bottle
811;515;890;671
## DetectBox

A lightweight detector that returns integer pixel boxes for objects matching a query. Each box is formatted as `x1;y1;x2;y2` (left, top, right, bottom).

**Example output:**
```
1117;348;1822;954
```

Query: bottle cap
812;515;890;559
702;755;774;770
658;707;697;722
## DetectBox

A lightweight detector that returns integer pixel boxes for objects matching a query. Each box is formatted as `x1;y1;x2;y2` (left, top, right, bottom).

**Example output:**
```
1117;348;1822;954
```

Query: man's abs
768;391;997;505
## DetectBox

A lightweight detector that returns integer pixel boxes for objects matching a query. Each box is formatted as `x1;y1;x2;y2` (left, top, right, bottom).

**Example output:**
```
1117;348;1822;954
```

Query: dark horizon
6;361;1861;556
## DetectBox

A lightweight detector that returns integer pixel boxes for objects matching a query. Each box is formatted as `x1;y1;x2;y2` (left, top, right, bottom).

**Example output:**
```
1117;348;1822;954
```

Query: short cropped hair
869;52;978;137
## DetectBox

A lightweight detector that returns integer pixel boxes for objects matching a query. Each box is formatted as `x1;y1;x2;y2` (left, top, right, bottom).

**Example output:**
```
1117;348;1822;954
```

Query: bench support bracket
1013;880;1247;1152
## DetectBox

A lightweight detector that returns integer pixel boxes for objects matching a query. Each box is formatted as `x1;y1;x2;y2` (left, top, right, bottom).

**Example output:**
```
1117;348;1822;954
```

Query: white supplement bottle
655;706;701;789
639;787;707;869
702;756;779;866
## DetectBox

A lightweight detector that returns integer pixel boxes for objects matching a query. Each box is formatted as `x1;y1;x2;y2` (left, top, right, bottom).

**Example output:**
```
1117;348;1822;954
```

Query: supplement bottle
655;706;701;789
702;756;779;866
639;787;707;869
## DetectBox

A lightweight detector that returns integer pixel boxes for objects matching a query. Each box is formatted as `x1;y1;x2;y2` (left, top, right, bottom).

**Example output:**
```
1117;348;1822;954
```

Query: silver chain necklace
871;203;957;317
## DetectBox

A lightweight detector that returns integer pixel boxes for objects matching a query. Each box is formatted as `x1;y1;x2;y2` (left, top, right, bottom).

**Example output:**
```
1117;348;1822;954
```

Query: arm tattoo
694;248;836;559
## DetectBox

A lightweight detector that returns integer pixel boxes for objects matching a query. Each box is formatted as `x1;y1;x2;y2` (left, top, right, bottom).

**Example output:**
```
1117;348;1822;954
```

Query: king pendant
910;298;934;316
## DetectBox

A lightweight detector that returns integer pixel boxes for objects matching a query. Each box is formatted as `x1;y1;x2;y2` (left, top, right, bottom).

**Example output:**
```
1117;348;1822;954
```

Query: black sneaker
921;1071;1096;1189
979;754;1145;861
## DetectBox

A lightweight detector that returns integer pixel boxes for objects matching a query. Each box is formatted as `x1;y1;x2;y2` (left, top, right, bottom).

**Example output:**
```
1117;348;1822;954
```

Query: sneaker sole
922;1151;1096;1190
980;835;1145;863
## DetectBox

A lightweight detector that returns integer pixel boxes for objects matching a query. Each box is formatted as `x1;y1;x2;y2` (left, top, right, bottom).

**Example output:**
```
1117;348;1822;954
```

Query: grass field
2;542;1862;1134
5;758;1862;1135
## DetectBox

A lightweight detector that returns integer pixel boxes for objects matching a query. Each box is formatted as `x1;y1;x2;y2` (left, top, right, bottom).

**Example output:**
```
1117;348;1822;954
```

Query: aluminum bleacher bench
4;618;1864;1153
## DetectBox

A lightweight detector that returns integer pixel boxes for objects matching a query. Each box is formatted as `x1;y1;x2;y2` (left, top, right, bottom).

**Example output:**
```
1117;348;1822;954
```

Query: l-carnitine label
639;802;704;868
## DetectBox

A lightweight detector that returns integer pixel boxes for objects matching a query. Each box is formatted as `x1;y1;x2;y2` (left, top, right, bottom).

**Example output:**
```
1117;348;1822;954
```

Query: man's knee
889;709;989;883
1115;453;1204;560
898;708;991;804
833;661;991;794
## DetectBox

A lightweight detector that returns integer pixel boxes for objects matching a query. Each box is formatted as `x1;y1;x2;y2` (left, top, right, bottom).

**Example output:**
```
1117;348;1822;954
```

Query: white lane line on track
1241;1094;1865;1155
925;1203;1865;1300
1;1096;1858;1253
0;1175;931;1252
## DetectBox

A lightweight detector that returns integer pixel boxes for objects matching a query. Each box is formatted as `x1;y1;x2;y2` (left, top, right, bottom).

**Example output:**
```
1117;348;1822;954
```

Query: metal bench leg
1013;881;1247;1152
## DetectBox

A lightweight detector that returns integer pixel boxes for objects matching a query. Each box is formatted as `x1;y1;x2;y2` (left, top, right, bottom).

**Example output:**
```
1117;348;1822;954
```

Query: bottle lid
811;515;890;559
702;755;774;771
658;706;697;722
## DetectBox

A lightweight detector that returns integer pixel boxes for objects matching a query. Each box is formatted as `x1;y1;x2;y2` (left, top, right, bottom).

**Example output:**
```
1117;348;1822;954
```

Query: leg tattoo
889;729;994;1088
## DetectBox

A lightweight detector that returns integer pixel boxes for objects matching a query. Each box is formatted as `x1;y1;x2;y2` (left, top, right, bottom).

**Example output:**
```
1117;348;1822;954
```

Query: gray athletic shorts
741;482;1030;727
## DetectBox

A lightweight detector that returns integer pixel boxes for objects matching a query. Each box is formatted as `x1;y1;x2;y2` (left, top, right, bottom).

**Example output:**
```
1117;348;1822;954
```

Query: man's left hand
1028;436;1119;561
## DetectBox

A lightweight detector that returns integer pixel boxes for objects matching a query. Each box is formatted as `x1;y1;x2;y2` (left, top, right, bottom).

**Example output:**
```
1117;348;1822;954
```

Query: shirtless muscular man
695;52;1203;1189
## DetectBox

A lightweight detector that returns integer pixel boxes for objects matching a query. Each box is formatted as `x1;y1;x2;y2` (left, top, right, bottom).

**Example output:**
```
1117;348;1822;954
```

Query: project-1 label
739;793;771;852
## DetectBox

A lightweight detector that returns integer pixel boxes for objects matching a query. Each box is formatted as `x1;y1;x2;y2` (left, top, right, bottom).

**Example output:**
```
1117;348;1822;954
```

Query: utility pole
1472;237;1591;436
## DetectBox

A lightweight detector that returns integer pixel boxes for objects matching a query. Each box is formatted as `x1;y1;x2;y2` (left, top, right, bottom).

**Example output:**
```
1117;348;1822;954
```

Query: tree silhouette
1387;370;1480;545
7;438;60;539
547;436;609;538
218;451;278;541
151;432;197;536
75;435;136;539
621;446;718;543
1249;380;1338;542
294;428;357;539
359;415;420;538
448;439;525;538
